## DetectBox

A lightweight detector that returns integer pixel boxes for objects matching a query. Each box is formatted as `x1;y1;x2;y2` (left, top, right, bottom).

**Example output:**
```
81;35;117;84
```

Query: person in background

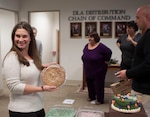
3;21;57;117
116;21;142;70
32;27;43;59
115;5;150;117
81;32;112;105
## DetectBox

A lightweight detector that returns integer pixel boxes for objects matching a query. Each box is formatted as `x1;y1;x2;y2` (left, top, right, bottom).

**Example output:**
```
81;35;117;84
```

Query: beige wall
0;0;20;11
19;0;150;81
0;0;150;82
0;9;18;96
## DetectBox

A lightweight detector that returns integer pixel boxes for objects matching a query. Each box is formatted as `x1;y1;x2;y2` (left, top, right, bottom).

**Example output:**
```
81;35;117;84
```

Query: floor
0;80;113;117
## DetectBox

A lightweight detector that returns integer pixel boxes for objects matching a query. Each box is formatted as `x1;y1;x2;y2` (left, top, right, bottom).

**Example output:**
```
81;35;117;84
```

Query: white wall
1;0;150;82
0;31;2;96
0;10;18;62
0;9;18;95
30;11;59;63
19;0;150;81
0;0;20;11
0;1;19;95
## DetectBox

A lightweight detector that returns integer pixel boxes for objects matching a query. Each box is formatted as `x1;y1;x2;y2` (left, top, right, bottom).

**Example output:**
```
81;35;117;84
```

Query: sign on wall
68;9;130;39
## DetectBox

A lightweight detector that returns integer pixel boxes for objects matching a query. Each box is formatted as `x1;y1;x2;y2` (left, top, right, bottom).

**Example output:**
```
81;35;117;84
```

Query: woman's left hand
42;62;57;68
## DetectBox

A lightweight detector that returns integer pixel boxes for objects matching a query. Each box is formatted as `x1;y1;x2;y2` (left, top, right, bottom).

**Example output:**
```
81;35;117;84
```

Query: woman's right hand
42;85;57;92
115;70;128;80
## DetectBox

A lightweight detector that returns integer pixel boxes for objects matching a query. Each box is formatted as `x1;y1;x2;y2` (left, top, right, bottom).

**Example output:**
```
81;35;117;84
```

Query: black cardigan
126;29;150;95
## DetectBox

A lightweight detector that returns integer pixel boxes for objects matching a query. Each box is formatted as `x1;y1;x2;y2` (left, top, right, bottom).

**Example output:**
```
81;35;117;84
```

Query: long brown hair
4;21;43;70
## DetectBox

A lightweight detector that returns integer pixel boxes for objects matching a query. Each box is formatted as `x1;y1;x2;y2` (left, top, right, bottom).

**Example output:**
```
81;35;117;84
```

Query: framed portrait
100;22;112;38
115;22;127;38
85;22;97;37
70;22;82;38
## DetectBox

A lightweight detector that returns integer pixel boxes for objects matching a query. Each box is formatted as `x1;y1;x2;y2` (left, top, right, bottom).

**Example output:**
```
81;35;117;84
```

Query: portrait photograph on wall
70;22;82;38
100;22;112;38
85;22;97;37
115;22;127;38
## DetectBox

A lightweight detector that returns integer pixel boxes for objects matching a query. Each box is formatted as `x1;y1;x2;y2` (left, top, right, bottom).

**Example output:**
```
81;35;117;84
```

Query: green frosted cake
46;107;75;117
111;93;141;113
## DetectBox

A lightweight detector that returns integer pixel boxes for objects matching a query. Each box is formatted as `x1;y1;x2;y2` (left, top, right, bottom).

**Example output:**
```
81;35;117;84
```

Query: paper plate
41;64;66;88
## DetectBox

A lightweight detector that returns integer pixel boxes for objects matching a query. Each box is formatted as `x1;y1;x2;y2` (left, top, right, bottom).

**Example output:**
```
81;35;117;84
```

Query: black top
126;29;150;95
116;33;142;70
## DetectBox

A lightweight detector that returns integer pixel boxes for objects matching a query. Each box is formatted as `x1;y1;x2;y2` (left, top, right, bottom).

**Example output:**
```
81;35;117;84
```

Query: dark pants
9;109;45;117
86;75;105;103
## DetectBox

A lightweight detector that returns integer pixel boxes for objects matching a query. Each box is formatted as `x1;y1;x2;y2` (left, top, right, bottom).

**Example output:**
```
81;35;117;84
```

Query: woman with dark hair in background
82;32;112;105
116;21;142;70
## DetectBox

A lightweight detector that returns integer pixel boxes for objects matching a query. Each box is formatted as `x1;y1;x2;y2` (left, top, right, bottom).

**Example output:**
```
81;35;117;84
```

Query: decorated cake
111;93;141;113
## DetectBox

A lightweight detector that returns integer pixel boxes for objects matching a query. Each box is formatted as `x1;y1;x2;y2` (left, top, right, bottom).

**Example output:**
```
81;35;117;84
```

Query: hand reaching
115;70;128;80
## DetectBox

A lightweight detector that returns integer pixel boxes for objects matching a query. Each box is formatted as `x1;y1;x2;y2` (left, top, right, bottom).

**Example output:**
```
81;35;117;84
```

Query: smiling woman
3;21;57;117
14;29;31;52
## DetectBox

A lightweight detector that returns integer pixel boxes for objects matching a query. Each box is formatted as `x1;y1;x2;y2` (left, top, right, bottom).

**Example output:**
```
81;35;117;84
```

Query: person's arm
126;35;137;46
116;37;121;48
115;69;128;80
116;42;120;48
3;52;26;94
116;34;128;49
103;44;112;63
23;85;57;94
3;52;57;95
118;33;150;79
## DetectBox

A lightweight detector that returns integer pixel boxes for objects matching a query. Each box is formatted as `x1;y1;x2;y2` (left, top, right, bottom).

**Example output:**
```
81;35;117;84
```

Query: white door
0;9;18;96
29;11;60;64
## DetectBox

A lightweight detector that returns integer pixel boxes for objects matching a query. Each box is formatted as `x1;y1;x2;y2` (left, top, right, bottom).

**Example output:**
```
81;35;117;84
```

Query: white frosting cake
111;93;141;113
